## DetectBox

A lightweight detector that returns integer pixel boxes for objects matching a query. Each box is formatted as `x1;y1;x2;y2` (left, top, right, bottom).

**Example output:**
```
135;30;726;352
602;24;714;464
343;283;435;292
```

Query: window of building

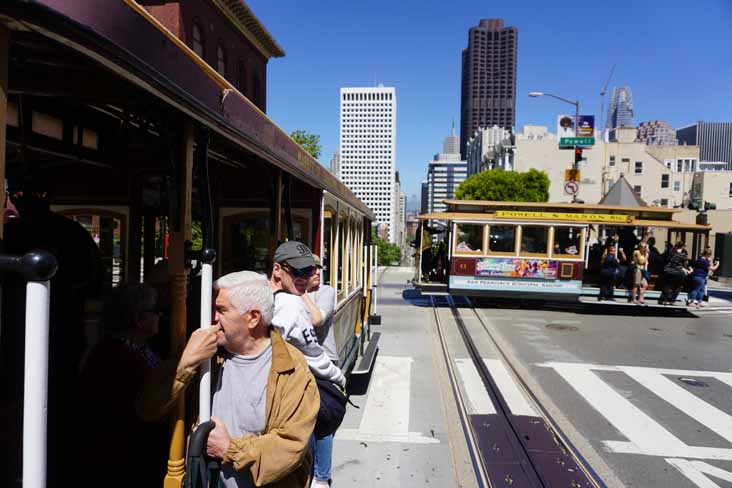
674;180;681;192
217;43;226;76
729;182;732;198
237;60;247;94
633;185;642;195
677;159;683;172
634;161;643;174
552;226;582;258
661;174;670;188
622;158;630;164
609;155;616;166
660;198;669;207
192;22;204;57
454;223;484;254
487;226;516;254
520;226;548;255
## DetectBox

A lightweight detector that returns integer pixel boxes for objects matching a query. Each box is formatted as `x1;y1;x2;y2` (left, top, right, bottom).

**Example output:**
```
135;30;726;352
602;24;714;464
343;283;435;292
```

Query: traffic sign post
564;181;579;196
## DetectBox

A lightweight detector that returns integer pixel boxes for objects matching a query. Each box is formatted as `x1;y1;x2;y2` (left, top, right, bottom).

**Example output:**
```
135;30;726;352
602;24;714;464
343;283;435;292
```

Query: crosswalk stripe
483;358;538;417
455;358;496;415
336;355;439;444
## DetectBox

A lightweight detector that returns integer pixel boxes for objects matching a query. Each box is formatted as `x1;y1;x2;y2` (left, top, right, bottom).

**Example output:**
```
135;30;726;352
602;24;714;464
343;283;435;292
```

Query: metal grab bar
198;248;216;423
0;250;58;488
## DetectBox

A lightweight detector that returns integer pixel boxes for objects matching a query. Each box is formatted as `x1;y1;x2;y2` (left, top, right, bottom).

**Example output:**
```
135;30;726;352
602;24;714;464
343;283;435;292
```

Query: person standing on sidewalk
302;255;338;488
688;248;719;308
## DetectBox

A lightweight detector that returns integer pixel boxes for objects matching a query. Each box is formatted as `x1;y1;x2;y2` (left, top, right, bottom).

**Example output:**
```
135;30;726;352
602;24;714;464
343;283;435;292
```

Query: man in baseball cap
271;241;317;295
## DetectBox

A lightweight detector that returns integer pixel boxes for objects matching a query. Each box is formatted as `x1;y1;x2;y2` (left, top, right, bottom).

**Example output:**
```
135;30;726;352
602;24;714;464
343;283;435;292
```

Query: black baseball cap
274;241;316;270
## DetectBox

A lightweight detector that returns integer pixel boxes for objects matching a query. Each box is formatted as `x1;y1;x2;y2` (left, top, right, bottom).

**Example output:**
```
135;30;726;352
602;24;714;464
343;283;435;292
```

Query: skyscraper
678;121;732;169
460;18;518;158
428;129;468;214
606;86;634;130
339;85;398;242
637;120;677;146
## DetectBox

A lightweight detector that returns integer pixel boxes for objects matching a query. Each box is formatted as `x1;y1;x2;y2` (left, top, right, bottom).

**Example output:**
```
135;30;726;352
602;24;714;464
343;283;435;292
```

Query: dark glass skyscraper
459;18;518;158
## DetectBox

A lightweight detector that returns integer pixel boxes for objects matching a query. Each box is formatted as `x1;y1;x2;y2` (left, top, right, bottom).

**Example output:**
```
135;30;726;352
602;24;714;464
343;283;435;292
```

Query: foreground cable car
416;200;711;303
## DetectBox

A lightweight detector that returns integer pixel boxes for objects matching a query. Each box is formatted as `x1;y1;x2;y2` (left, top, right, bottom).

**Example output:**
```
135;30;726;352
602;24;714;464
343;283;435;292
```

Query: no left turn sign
564;181;579;195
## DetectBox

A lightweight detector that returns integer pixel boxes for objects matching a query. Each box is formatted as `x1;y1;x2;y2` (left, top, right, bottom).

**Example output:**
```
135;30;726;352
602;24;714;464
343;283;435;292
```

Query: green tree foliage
290;130;322;159
455;168;550;202
371;229;402;265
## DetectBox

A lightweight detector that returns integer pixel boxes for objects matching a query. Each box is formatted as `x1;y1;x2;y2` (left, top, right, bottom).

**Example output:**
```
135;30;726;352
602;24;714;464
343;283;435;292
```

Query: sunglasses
282;264;316;278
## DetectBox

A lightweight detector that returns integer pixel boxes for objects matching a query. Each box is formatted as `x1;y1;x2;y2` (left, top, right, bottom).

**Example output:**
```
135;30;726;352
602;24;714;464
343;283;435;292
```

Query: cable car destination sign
495;210;634;223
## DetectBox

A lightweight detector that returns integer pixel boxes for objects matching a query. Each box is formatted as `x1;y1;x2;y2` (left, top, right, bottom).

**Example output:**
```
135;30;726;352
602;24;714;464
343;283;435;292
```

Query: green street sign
560;137;595;147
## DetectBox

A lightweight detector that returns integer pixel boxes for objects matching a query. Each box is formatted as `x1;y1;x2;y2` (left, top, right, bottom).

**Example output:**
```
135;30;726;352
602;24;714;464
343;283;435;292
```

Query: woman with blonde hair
631;242;650;305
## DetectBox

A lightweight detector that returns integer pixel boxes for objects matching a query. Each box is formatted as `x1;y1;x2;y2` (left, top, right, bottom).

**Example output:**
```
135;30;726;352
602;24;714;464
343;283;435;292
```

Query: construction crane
599;64;616;132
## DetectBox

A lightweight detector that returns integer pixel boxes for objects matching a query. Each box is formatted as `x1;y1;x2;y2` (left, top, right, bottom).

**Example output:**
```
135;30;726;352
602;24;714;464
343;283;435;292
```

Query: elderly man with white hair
139;271;319;488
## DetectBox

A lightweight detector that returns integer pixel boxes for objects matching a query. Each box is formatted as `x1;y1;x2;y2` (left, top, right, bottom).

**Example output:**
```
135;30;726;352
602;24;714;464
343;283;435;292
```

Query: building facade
142;0;284;112
329;151;340;178
459;18;517;158
690;171;732;210
512;126;700;207
465;125;514;176
427;130;468;213
677;122;732;169
606;86;634;130
637;120;677;146
339;85;398;242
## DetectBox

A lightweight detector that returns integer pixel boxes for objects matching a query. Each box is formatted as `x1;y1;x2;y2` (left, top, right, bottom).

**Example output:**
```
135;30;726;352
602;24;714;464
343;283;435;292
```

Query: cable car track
432;295;605;488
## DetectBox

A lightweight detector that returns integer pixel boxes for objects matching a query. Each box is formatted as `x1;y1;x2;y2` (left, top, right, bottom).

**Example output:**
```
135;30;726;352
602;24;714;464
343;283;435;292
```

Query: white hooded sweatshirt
271;291;346;388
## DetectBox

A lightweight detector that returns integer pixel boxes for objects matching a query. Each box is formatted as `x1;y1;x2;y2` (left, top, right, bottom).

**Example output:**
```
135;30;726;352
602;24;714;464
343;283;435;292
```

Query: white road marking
539;362;732;460
455;358;496;415
484;359;538;417
620;366;732;445
540;362;692;458
667;458;732;488
336;355;439;444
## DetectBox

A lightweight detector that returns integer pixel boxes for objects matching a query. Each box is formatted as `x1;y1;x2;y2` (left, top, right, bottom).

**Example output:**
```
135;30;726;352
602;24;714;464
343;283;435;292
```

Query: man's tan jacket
138;330;320;487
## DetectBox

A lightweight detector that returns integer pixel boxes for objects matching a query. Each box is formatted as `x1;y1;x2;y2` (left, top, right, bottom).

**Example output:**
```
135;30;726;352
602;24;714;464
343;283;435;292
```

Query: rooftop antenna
600;64;616;132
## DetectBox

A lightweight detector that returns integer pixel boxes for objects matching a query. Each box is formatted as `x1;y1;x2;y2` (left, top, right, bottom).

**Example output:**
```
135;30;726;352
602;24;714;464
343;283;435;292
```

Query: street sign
565;169;581;182
564;181;579;196
560;137;595;147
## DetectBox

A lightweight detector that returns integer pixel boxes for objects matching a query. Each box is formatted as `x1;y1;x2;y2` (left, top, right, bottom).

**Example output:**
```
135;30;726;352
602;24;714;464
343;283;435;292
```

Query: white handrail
24;279;51;488
198;250;216;422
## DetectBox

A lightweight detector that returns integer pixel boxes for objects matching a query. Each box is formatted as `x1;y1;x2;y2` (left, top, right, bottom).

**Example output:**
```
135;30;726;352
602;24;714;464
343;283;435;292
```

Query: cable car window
488;225;516;253
552;226;583;258
337;215;346;296
323;212;333;285
520;226;549;255
454;223;484;254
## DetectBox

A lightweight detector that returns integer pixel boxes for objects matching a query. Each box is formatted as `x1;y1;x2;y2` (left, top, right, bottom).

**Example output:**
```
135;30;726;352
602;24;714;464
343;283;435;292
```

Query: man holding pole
139;271;319;487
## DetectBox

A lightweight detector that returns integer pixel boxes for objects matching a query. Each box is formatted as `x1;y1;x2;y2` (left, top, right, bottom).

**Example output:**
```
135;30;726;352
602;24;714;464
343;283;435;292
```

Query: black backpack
314;379;352;439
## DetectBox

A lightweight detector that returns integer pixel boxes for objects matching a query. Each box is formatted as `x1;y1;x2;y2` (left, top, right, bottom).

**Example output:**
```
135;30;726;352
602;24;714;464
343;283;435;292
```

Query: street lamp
528;91;580;142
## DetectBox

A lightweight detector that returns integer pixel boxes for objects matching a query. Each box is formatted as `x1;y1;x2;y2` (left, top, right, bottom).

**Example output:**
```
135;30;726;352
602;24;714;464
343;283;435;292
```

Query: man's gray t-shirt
309;285;338;361
212;344;272;488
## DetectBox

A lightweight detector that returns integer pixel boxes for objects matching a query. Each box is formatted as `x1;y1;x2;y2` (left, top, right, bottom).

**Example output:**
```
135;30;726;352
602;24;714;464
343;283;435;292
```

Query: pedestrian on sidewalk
599;244;624;301
302;254;339;488
659;242;691;305
688;248;720;308
630;242;650;305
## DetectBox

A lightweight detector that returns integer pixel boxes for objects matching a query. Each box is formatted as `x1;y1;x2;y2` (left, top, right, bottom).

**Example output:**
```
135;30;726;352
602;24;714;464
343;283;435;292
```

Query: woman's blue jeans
309;433;333;482
688;275;706;302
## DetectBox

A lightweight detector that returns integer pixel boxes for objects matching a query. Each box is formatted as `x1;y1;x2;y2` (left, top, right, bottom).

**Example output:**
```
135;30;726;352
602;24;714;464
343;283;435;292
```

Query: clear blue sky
248;0;732;209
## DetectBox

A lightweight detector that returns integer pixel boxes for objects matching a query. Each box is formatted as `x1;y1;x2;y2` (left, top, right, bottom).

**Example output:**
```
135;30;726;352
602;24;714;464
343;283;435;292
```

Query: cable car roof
418;212;711;231
442;200;680;215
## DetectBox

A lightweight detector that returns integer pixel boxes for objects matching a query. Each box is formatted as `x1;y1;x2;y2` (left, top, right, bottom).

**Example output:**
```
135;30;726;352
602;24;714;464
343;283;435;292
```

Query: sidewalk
332;267;472;487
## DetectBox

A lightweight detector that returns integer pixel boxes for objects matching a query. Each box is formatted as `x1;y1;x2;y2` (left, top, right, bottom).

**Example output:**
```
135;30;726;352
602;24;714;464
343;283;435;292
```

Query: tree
455;168;550;202
290;130;321;159
371;229;402;265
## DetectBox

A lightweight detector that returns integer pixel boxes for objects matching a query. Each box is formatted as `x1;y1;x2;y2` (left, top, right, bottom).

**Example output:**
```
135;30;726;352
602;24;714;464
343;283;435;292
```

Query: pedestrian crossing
536;361;732;487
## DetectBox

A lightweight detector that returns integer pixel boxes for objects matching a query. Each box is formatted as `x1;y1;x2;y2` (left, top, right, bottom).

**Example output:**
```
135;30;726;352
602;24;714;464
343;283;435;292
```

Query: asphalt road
473;302;732;488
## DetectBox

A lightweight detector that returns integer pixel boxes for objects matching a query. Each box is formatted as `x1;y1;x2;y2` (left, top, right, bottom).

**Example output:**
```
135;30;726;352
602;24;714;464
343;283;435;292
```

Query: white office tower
428;128;468;213
339;85;397;243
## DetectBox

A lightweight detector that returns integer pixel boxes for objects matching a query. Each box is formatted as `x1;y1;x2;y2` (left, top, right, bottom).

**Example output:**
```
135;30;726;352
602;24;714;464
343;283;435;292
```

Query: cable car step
351;332;380;376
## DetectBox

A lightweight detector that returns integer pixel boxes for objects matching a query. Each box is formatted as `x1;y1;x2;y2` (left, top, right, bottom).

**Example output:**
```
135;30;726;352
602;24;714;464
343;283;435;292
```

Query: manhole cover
678;377;709;388
545;324;579;332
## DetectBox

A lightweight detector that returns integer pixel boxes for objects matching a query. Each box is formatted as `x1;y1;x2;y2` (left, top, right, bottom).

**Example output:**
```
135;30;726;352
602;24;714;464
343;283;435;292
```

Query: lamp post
529;91;582;202
529;91;580;142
